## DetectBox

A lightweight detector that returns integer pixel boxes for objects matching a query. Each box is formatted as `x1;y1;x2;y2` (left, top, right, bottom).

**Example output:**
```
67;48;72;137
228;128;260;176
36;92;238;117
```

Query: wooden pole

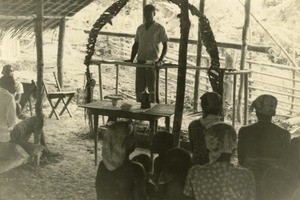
173;0;190;147
193;0;205;112
34;0;44;144
237;0;251;122
57;17;66;88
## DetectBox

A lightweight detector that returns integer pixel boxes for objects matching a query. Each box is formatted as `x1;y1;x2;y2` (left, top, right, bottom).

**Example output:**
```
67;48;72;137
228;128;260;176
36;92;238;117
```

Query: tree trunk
173;0;190;147
193;0;205;112
34;0;45;144
237;0;251;123
57;17;66;88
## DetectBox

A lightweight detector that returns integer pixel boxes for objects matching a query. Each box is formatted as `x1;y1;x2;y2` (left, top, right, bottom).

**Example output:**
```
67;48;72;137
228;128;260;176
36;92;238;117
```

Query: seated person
2;64;24;118
238;94;291;198
260;165;297;200
188;91;222;165
0;76;50;155
156;148;192;200
132;153;156;198
150;131;174;184
286;136;300;179
184;123;256;200
95;121;147;200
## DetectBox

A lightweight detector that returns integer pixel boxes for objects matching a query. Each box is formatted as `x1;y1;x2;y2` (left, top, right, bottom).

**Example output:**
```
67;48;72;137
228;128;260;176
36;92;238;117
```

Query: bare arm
14;93;22;103
125;42;139;63
156;41;168;66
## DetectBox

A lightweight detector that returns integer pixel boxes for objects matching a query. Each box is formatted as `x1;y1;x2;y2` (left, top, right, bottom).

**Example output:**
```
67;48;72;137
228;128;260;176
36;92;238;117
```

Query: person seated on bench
238;94;291;199
188;91;222;165
96;121;147;200
0;76;51;156
2;64;24;118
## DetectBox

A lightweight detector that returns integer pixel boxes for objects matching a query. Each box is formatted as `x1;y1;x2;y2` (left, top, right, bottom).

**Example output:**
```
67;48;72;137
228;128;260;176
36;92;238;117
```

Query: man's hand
155;60;164;67
124;59;133;63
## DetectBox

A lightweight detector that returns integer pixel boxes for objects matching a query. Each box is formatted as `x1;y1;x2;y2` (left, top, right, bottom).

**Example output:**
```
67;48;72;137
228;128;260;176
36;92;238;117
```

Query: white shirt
0;87;18;142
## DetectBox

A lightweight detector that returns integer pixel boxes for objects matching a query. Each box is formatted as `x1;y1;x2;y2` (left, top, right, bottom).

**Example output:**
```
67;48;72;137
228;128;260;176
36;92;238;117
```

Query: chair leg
49;98;62;120
59;95;74;117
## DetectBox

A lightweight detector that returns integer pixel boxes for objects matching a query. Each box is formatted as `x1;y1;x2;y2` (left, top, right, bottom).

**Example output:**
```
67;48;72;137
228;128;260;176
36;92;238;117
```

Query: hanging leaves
168;0;224;96
84;0;129;104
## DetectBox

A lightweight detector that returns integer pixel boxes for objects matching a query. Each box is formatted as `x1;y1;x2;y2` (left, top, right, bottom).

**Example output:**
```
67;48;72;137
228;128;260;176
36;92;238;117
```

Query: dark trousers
135;67;156;103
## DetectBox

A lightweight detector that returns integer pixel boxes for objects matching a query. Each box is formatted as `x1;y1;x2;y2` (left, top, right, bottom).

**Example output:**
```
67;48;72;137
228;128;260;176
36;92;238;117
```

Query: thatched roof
0;0;93;37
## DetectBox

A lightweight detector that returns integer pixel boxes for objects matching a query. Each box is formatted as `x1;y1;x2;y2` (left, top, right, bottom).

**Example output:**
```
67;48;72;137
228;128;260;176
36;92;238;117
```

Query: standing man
126;4;168;103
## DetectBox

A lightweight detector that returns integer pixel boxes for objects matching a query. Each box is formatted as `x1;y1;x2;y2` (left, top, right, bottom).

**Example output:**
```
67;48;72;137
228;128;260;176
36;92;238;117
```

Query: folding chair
43;74;76;120
20;80;36;116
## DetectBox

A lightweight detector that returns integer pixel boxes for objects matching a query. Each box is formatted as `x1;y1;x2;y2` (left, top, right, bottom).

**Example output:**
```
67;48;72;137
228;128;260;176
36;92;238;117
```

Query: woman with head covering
184;123;256;200
237;94;291;199
95;121;147;200
188;91;222;165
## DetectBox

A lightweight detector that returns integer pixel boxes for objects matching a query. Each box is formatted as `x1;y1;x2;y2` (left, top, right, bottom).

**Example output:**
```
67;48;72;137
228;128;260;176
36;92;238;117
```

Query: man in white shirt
126;4;168;103
2;64;24;117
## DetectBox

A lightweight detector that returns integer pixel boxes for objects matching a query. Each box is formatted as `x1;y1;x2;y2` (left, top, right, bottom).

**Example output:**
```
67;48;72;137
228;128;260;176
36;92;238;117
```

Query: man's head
200;92;222;117
0;76;16;94
250;94;277;120
151;131;173;155
143;4;155;23
2;65;14;77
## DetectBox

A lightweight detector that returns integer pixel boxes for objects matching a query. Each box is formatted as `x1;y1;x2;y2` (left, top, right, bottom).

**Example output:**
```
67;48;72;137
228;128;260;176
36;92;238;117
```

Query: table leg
165;117;170;131
149;119;158;173
94;114;99;166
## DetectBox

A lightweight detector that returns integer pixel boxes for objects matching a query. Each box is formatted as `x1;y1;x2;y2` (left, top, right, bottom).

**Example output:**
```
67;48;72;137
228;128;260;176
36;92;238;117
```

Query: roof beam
0;15;70;20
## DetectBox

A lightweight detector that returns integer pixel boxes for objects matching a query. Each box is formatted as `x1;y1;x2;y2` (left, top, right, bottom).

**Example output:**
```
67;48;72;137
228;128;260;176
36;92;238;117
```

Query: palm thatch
0;0;93;38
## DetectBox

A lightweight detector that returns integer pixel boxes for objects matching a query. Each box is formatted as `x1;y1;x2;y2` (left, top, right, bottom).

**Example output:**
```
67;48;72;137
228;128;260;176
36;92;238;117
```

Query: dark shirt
238;121;291;182
188;120;209;165
96;160;147;200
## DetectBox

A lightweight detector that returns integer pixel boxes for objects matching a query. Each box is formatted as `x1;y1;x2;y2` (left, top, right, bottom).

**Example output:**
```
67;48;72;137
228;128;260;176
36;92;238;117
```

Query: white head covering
205;122;237;163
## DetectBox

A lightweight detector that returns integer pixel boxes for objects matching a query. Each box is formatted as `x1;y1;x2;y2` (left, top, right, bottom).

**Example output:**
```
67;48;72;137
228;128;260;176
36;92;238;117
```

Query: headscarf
249;94;277;116
200;91;222;115
205;122;237;163
0;76;16;94
102;121;135;171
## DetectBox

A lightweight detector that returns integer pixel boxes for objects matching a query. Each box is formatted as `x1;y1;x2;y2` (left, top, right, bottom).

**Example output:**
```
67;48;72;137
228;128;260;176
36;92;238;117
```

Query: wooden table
79;100;175;165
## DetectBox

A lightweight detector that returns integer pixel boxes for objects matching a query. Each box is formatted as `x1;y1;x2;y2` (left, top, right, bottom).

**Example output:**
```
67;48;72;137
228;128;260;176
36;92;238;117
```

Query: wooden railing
91;31;300;117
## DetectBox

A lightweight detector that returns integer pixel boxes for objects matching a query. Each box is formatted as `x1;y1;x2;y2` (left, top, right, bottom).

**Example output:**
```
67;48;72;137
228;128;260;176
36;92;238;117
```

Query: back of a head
102;121;136;171
200;92;222;116
144;4;155;13
2;64;13;76
163;148;192;185
132;153;151;174
250;94;277;119
261;165;296;200
0;76;16;94
151;131;173;155
205;123;237;163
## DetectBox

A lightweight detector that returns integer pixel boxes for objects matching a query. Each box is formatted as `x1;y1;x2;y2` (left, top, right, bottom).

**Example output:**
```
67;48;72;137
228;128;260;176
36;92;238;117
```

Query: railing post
115;64;119;94
98;64;103;100
232;74;237;127
244;73;249;125
165;68;168;104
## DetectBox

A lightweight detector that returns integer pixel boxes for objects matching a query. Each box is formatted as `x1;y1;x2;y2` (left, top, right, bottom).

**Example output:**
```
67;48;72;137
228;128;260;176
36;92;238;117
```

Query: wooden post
173;0;190;147
237;0;251;122
57;17;66;88
193;0;205;112
34;0;44;144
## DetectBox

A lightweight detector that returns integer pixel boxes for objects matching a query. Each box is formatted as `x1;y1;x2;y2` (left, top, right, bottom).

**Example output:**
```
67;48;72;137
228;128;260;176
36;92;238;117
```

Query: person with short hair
188;91;222;165
96;121;147;200
2;65;24;117
157;148;192;200
184;123;256;200
238;94;291;199
150;130;174;185
126;4;168;103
